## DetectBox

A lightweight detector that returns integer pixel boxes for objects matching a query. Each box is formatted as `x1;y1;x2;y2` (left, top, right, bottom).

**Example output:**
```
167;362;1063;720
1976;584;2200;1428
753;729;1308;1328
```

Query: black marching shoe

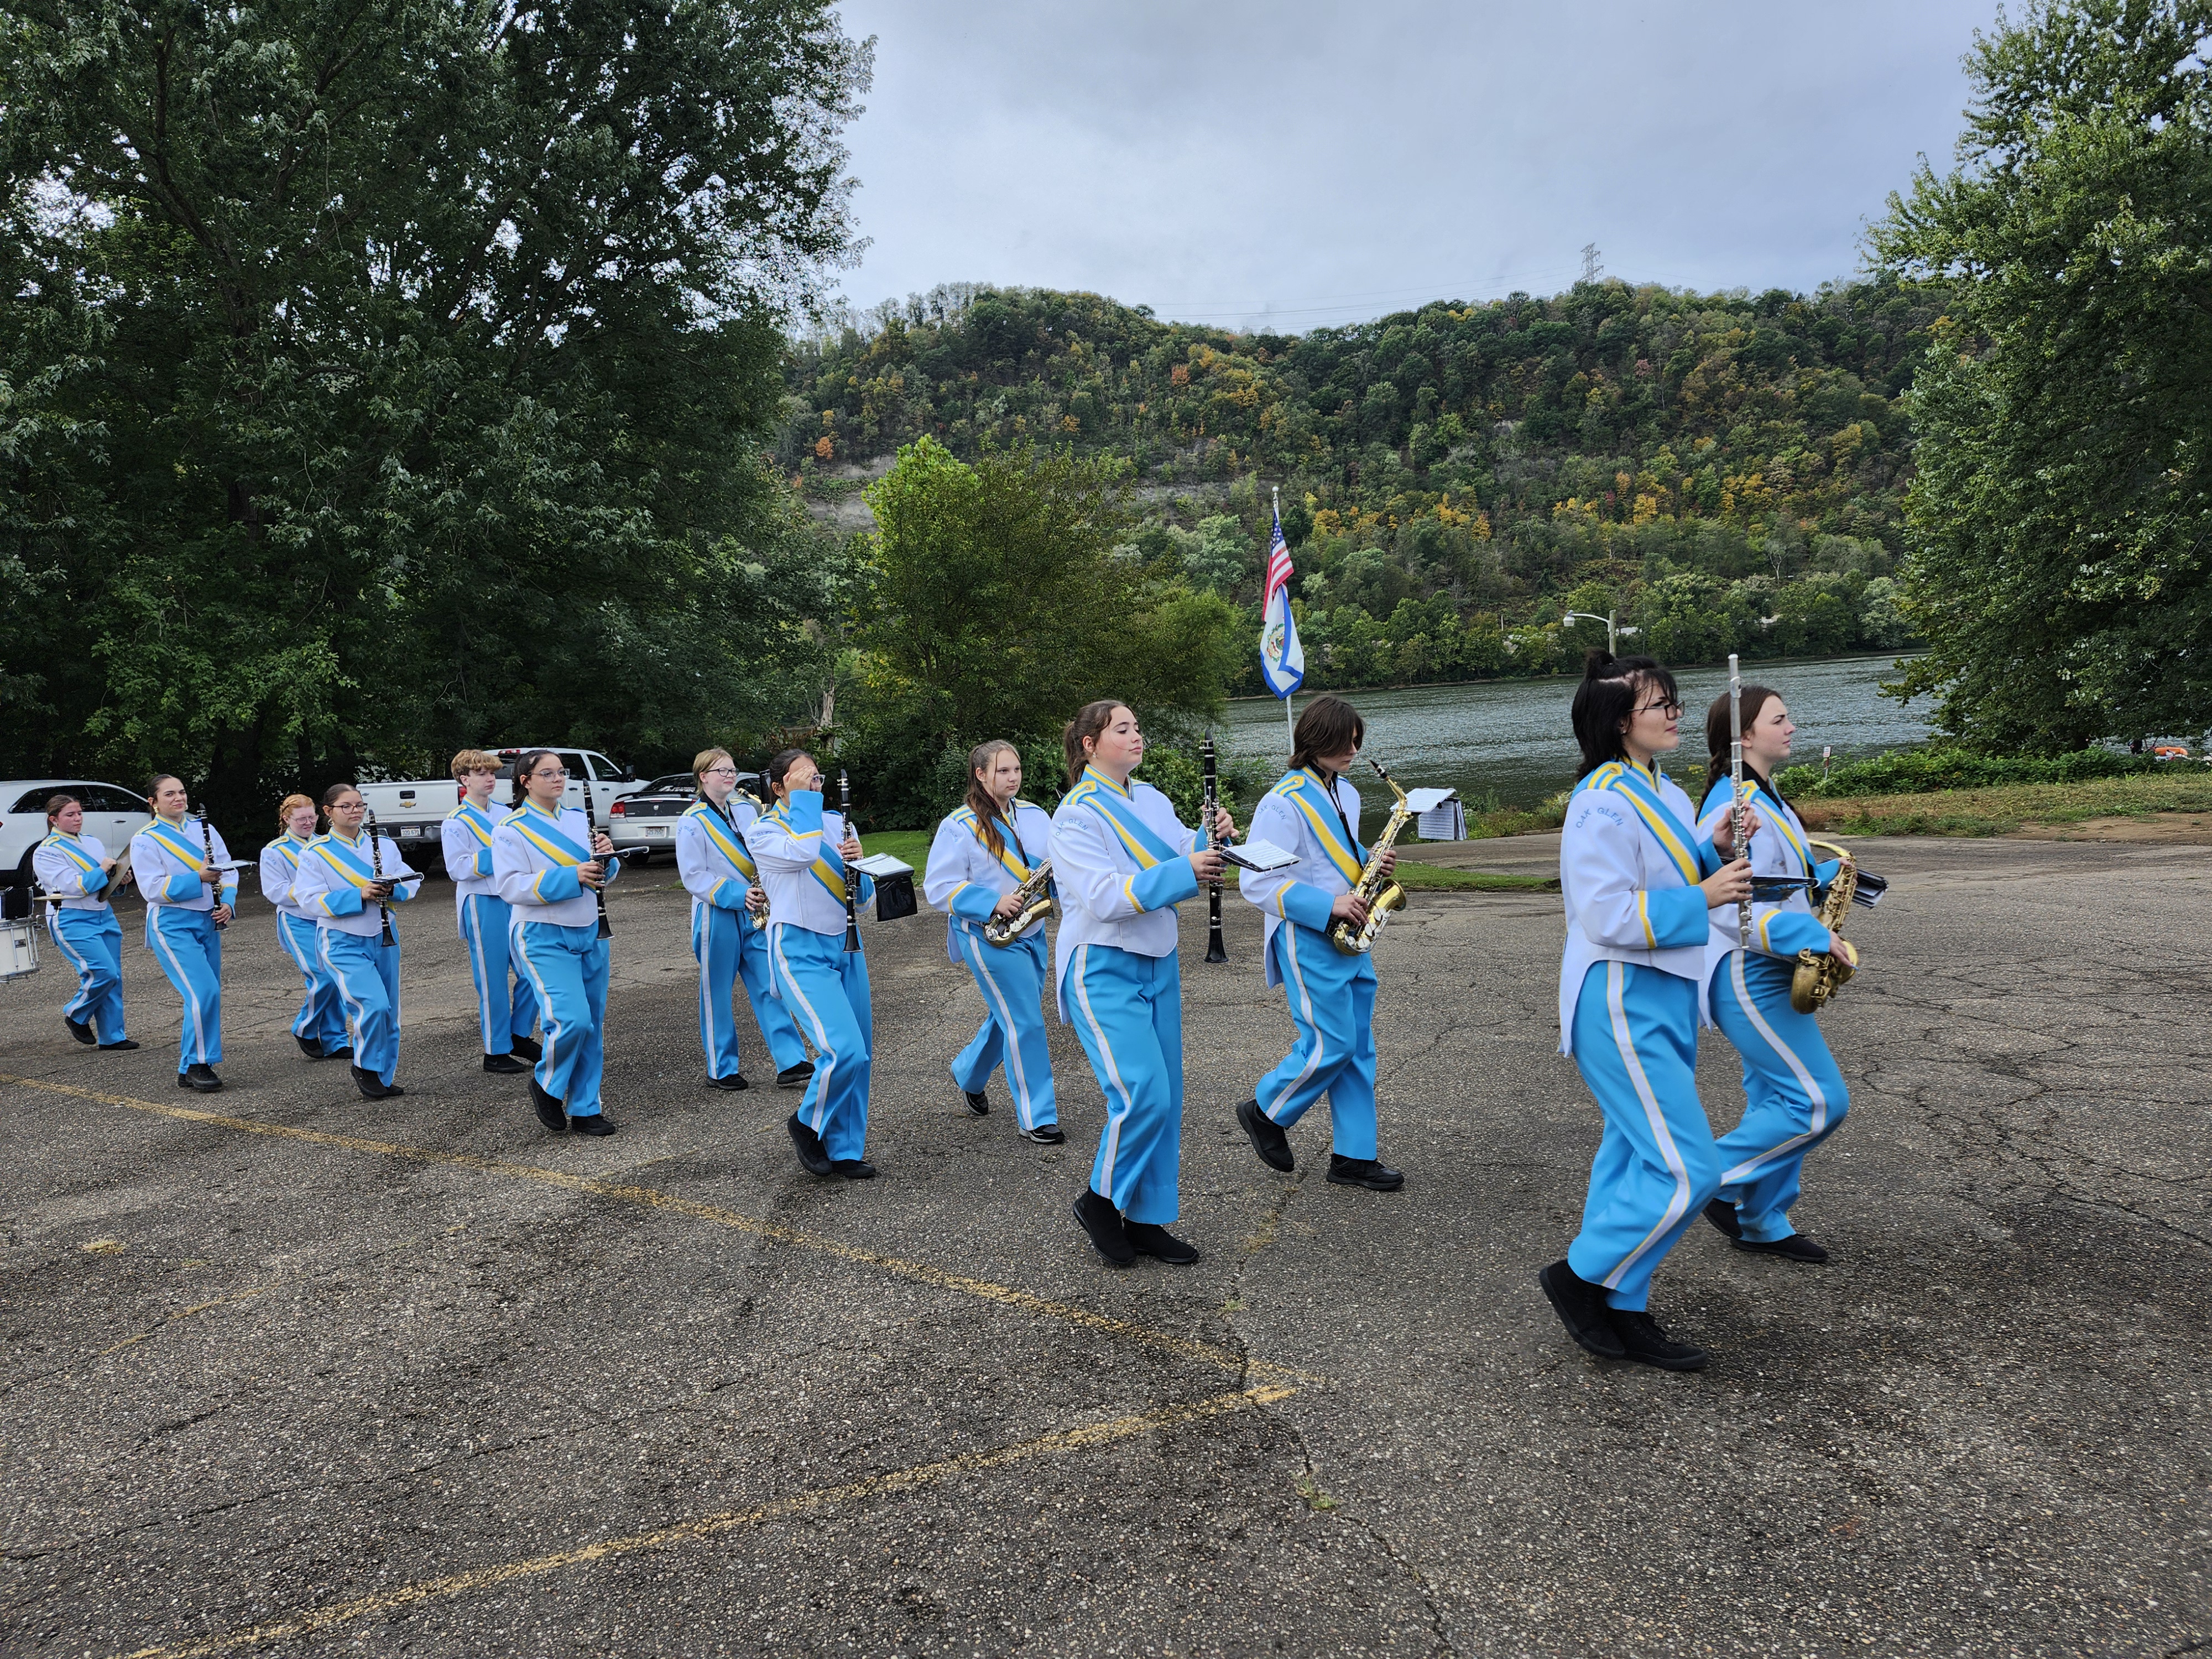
705;1072;750;1092
99;1038;140;1051
1124;1222;1200;1265
352;1066;404;1100
1327;1154;1405;1192
1537;1259;1625;1360
963;1089;992;1118
1609;1308;1708;1372
65;1015;96;1046
775;1061;815;1091
1702;1197;1744;1240
483;1052;531;1075
1019;1122;1066;1145
178;1064;223;1094
1735;1233;1830;1264
295;1033;326;1060
509;1034;543;1063
829;1158;878;1180
322;1045;354;1062
529;1077;568;1133
568;1113;617;1138
1237;1098;1295;1172
1072;1187;1135;1269
786;1112;833;1176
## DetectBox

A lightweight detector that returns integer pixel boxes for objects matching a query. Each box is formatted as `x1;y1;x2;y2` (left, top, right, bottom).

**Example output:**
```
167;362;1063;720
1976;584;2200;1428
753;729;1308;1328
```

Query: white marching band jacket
1047;767;1202;1020
493;802;621;931
129;817;239;915
678;795;766;912
35;831;117;915
924;801;1054;962
1557;760;1723;1055
258;834;317;921
744;791;872;941
288;830;423;937
1694;774;1838;969
444;800;507;904
1238;768;1366;990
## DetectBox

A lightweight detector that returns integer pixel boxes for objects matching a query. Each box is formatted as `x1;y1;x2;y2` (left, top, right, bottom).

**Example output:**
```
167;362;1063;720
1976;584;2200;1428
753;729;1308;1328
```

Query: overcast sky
827;0;1998;331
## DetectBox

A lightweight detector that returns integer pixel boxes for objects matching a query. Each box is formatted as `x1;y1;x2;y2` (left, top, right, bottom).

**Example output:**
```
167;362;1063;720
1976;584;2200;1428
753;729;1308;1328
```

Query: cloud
831;0;1995;327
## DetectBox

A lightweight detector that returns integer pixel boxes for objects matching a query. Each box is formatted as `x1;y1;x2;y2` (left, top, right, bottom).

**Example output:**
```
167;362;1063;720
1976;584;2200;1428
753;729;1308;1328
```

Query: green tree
1871;0;2212;747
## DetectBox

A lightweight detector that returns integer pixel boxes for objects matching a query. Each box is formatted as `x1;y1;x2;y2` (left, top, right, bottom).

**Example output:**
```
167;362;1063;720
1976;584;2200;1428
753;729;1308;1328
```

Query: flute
1728;653;1752;950
364;806;397;947
838;769;860;953
1202;729;1228;964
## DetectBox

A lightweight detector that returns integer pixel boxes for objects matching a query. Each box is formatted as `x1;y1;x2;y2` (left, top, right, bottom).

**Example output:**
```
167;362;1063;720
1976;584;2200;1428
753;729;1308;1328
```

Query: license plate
646;825;671;836
400;826;424;838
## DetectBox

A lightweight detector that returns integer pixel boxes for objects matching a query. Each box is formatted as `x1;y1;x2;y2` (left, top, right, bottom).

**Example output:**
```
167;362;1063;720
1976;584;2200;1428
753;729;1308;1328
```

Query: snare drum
1;917;40;980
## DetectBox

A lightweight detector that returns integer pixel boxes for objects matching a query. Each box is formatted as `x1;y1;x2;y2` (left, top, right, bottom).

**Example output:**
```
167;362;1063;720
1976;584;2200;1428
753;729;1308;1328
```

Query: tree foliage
1;0;868;826
1872;0;2212;748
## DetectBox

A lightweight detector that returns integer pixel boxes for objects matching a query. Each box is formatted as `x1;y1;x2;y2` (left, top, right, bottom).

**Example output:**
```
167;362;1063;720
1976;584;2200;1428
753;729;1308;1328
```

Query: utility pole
1580;243;1603;285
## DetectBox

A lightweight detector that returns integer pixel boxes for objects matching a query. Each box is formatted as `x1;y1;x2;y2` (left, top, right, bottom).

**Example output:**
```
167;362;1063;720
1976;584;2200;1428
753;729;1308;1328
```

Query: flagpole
1274;484;1295;750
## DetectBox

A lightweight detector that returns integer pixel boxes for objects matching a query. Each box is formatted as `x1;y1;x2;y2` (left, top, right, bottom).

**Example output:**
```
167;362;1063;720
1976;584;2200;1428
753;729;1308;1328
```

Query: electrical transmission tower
1580;243;1603;284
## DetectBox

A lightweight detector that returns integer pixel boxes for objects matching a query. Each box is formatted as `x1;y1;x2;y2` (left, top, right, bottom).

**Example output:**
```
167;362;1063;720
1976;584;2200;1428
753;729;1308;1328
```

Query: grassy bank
1793;773;2212;837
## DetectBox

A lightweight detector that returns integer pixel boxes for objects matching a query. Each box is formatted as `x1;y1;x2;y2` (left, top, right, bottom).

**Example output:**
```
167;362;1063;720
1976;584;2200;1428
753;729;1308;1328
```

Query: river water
1219;654;1932;810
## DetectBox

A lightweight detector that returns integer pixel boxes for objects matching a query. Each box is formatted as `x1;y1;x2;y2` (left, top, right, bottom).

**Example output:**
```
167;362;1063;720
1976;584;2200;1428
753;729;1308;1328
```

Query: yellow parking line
113;1383;1296;1659
1;1073;1318;1386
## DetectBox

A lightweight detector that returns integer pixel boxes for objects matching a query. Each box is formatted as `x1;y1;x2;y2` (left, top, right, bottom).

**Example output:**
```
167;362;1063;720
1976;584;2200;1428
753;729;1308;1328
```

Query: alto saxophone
1328;760;1413;956
1790;838;1861;1014
983;860;1054;946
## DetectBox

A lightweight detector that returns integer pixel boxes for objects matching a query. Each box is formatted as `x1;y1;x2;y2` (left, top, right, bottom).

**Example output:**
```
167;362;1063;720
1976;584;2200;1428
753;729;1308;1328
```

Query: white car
2;779;154;893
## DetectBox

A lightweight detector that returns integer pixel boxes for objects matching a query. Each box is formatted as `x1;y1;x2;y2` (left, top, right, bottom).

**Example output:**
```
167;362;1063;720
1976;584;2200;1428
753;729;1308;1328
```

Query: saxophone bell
983;859;1056;946
1790;838;1866;1014
1328;759;1413;956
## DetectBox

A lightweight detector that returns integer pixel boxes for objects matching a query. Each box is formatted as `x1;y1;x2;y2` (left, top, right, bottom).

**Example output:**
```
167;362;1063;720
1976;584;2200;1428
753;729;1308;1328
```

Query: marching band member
261;794;349;1062
288;785;421;1100
1050;700;1235;1269
34;792;136;1050
1233;695;1403;1191
129;774;238;1092
442;749;540;1076
1538;653;1756;1372
923;739;1062;1143
494;749;621;1135
1694;686;1854;1264
676;747;811;1093
748;749;875;1177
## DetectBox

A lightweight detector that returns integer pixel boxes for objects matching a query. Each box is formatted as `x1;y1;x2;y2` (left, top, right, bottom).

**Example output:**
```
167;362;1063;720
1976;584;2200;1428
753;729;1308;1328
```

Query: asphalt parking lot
3;835;2207;1657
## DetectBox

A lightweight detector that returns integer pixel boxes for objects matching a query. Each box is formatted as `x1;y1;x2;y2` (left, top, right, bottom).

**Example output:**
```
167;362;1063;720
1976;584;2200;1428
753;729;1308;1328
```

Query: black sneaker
66;1015;96;1046
705;1072;750;1092
178;1063;223;1094
1703;1197;1744;1240
1072;1187;1135;1268
963;1089;991;1117
509;1034;543;1062
1609;1309;1708;1371
569;1113;617;1138
322;1045;354;1063
786;1112;832;1176
1735;1233;1829;1264
98;1039;140;1051
1019;1123;1066;1145
775;1062;815;1090
1125;1222;1199;1265
1327;1154;1405;1192
295;1033;325;1059
1537;1259;1625;1359
830;1158;878;1180
1237;1098;1294;1172
352;1065;403;1100
483;1053;530;1075
529;1077;567;1133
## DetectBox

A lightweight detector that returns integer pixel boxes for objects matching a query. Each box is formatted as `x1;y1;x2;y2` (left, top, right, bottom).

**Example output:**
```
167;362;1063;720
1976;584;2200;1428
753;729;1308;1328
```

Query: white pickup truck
356;747;640;870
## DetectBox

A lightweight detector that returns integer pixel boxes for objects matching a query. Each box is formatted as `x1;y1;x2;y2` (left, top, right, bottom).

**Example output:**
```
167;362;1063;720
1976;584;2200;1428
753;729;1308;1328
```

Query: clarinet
199;810;228;932
580;779;613;940
838;768;861;953
1202;729;1228;964
1728;652;1753;950
363;805;397;947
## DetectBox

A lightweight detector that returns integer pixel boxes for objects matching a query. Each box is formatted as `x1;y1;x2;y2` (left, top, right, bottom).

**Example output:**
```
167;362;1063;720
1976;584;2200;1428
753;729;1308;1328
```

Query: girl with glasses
442;750;540;1076
262;793;349;1062
288;784;422;1101
129;775;238;1092
677;748;811;1093
1538;651;1757;1371
494;749;622;1135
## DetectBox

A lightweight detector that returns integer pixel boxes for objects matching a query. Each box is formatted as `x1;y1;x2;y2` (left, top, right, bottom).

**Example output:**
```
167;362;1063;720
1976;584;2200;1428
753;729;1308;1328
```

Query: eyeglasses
703;766;737;778
1634;700;1684;718
531;767;570;780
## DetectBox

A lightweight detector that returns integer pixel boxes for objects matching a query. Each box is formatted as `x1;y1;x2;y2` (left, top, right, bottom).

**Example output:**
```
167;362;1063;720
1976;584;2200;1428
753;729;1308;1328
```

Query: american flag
1259;501;1304;698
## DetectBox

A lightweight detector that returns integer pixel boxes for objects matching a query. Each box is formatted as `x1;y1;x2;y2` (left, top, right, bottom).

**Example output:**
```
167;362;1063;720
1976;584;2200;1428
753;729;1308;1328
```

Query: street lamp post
1562;609;1639;654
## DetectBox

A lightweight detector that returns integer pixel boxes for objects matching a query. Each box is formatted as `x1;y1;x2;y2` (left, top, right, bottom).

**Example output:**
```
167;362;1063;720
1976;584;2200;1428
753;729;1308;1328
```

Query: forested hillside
783;279;1942;690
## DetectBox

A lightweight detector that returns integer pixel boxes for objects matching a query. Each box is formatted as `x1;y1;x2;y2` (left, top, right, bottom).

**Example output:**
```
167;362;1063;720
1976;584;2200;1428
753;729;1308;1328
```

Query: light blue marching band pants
691;903;808;1080
769;922;873;1161
1706;949;1851;1244
1567;960;1724;1312
49;907;126;1044
510;921;611;1117
319;927;402;1087
1066;943;1184;1225
275;911;348;1054
1254;922;1379;1160
951;925;1058;1131
458;893;539;1057
145;906;223;1072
